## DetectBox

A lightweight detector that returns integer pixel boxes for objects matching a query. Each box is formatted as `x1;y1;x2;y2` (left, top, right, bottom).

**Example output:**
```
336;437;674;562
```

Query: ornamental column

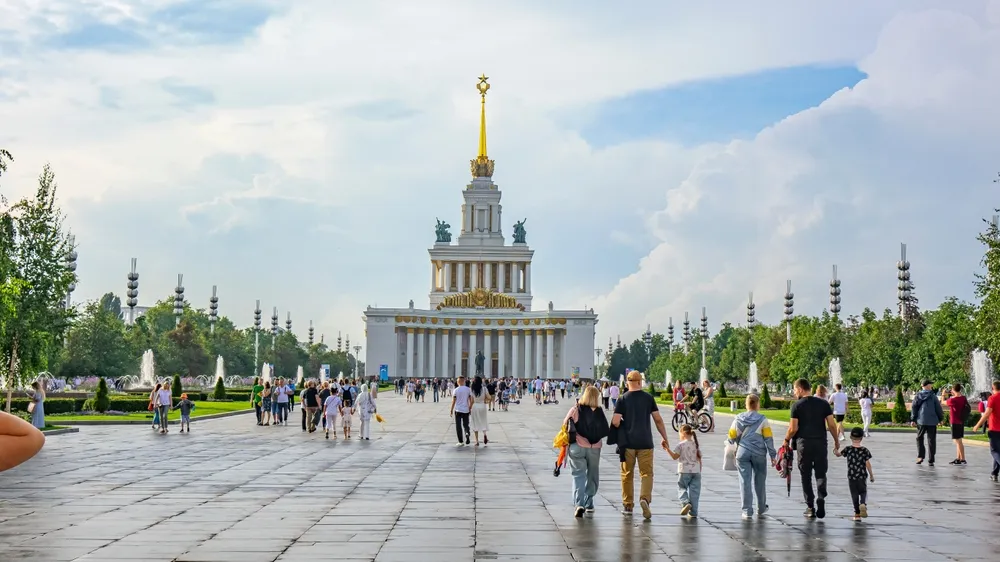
511;328;519;378
444;263;452;291
484;328;492;378
430;264;437;292
546;328;555;380
498;329;506;379
441;329;450;378
405;328;415;379
467;330;476;377
525;263;532;294
486;263;493;290
416;328;425;379
458;263;465;292
523;329;532;378
535;329;544;380
453;329;462;378
428;329;437;377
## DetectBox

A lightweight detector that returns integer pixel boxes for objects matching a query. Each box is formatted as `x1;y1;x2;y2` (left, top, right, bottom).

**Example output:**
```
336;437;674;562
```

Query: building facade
363;75;598;380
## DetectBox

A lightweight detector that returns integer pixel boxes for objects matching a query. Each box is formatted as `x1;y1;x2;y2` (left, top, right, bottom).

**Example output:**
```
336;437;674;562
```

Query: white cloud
0;1;995;357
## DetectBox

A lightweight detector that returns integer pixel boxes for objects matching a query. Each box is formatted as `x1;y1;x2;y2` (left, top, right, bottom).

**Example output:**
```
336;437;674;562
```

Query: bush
172;374;183;399
213;377;226;400
846;410;894;425
717;382;727;398
891;387;908;424
761;385;772;409
94;377;111;413
648;382;656;396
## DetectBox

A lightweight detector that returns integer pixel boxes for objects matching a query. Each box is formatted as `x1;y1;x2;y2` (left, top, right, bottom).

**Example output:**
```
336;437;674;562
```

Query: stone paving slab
1;391;999;561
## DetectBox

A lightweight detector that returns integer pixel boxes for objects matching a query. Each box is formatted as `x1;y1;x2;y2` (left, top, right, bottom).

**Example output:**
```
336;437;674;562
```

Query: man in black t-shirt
782;378;841;519
612;371;670;520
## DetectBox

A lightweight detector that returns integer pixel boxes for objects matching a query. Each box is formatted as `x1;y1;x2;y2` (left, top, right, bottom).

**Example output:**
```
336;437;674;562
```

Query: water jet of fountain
699;367;708;384
137;350;156;388
296;365;304;385
829;357;842;388
972;349;994;396
261;362;271;385
748;361;759;394
665;369;672;388
214;356;225;384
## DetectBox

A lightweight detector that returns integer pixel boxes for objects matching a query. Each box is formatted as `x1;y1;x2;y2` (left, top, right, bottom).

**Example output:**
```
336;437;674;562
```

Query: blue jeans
568;444;601;509
736;452;768;516
677;473;701;516
433;389;439;402
152;407;160;426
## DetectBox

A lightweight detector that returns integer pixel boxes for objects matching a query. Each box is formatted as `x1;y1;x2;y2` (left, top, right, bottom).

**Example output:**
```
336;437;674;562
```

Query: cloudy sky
1;0;997;351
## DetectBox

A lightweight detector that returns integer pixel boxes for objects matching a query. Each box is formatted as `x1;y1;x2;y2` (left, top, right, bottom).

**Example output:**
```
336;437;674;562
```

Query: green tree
94;377;110;413
0;148;11;178
59;299;135;380
172;373;183;399
891;386;907;423
974;210;1000;360
99;292;123;320
166;319;210;379
761;384;772;408
0;165;76;411
213;376;226;399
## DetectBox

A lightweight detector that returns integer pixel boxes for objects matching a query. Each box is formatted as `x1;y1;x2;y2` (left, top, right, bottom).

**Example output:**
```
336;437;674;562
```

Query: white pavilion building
363;76;598;381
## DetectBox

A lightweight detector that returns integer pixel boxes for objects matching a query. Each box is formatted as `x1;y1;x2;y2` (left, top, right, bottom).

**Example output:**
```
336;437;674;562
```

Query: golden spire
470;74;495;178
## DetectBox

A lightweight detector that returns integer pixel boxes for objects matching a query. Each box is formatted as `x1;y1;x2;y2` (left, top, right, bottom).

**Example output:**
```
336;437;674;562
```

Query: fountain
214;355;225;385
195;375;213;388
699;367;708;384
972;349;994;396
296;365;304;385
829;357;842;388
260;362;271;384
136;349;156;388
665;369;672;388
748;361;759;393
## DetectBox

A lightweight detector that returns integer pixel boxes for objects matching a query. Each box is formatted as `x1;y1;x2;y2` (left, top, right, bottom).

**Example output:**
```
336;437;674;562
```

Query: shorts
325;414;338;429
342;415;353;428
180;414;191;424
835;414;845;423
951;423;965;440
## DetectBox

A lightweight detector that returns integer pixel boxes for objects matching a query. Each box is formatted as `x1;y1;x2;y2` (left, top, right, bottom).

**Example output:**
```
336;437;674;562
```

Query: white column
498;329;506;379
444;263;452;291
458;263;465;292
497;262;503;291
428;329;437;377
524;329;533;378
454;329;462;378
525;263;532;295
441;329;449;379
486;263;493;290
484;328;492;378
511;329;519;378
535;329;544;379
416;329;425;379
546;328;554;380
467;330;476;377
405;328;414;379
431;263;437;292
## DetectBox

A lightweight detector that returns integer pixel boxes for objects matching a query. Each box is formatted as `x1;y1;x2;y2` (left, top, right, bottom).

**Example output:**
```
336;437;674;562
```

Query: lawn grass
50;400;250;422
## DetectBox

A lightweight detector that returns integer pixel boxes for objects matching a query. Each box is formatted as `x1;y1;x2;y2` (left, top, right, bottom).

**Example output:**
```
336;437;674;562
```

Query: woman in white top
356;383;377;440
858;390;874;437
156;382;173;434
702;380;716;431
469;376;490;446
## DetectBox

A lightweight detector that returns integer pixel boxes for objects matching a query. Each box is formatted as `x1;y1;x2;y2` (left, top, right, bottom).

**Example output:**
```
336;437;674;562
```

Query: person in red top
945;383;970;465
972;381;1000;482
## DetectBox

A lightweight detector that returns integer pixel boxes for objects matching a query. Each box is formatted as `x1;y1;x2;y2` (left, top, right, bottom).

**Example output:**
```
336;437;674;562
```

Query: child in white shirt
666;424;702;518
323;389;342;440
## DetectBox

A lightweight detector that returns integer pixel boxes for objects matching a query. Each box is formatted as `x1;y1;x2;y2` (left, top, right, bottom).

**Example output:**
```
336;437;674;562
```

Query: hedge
8;397;159;414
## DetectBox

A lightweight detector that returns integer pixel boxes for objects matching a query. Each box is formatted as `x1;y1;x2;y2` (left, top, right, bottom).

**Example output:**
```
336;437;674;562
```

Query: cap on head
627;371;642;383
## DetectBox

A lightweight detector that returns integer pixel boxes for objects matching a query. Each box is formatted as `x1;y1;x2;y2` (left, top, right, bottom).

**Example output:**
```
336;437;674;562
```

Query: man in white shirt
559;380;566;399
533;377;544;405
450;377;473;446
829;383;850;437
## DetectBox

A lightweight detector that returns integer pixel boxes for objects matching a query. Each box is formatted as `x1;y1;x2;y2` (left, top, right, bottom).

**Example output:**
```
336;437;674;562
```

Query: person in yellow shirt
728;394;778;519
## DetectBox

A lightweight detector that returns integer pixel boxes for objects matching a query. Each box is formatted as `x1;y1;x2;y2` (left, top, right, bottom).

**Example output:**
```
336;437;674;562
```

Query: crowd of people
247;378;380;441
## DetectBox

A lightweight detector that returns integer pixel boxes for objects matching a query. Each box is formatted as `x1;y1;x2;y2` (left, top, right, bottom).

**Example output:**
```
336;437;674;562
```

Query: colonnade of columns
431;261;532;294
402;326;561;379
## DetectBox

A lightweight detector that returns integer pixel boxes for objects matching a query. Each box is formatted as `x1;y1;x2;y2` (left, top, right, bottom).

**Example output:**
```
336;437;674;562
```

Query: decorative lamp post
615;335;621;350
699;307;708;371
208;285;219;334
338;332;343;353
667;317;674;358
607;337;612;361
345;335;350;352
64;235;77;309
897;243;912;322
747;292;756;356
286;312;292;335
643;324;652;366
594;348;602;378
353;345;361;378
271;307;279;351
253;300;262;375
173;274;185;327
682;312;691;354
830;265;841;317
126;258;139;325
784;280;794;343
308;321;314;345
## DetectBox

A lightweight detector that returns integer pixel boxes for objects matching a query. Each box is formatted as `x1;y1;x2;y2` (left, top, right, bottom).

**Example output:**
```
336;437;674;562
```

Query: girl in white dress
470;375;490;446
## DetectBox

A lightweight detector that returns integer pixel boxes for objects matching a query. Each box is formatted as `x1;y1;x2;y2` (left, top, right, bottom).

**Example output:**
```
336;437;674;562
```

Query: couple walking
450;375;490;446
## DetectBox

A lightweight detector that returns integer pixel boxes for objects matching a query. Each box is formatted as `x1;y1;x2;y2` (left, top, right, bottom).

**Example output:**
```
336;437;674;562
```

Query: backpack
960;399;972;423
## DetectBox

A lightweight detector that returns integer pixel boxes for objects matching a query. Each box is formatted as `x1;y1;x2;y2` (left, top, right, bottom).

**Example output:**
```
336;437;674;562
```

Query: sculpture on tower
470;74;496;178
475;350;485;376
434;218;452;243
513;218;527;244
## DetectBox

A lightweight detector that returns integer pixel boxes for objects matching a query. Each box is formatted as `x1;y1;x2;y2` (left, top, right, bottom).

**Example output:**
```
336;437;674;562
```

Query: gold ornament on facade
431;318;438;324
394;315;401;322
498;319;505;325
470;319;478;325
436;287;525;311
457;319;465;325
444;318;451;325
470;74;496;179
420;317;427;323
534;318;541;325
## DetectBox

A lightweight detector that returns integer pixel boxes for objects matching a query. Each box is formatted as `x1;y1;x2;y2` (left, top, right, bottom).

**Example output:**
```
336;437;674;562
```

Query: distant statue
475;350;485;375
408;299;414;310
513;218;527;243
435;218;452;243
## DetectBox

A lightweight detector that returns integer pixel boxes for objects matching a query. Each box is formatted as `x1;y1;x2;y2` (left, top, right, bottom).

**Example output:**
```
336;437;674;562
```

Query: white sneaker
742;512;753;520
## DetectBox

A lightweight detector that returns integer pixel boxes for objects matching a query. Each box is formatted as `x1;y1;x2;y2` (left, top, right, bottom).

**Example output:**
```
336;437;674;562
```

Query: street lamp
682;312;690;354
747;291;756;367
699;307;708;372
126;258;139;325
308;321;314;345
830;265;841;317
667;317;674;358
594;348;602;378
208;285;219;334
784;280;794;343
64;235;77;309
173;274;184;327
643;324;652;366
286;312;292;335
897;243;912;322
353;345;361;379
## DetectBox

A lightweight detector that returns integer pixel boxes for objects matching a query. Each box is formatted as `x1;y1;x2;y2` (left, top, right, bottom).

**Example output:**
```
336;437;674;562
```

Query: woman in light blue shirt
728;394;777;519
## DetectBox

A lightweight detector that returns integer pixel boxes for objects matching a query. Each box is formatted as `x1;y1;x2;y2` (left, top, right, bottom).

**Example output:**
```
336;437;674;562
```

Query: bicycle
671;403;714;433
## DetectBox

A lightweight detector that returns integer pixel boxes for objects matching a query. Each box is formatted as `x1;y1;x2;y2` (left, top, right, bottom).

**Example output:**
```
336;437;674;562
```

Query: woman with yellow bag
562;386;610;517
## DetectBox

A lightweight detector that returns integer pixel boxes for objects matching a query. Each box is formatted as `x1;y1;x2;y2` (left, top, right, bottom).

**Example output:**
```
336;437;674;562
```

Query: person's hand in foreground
0;411;44;472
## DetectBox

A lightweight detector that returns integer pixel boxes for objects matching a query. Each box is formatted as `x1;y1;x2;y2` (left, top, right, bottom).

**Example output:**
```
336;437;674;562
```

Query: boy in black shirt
840;427;874;521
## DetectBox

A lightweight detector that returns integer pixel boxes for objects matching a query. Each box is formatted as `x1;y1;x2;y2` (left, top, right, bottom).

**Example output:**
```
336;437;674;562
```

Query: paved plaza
1;393;998;562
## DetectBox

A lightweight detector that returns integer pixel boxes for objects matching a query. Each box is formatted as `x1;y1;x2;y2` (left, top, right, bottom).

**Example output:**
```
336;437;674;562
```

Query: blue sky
0;0;996;348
